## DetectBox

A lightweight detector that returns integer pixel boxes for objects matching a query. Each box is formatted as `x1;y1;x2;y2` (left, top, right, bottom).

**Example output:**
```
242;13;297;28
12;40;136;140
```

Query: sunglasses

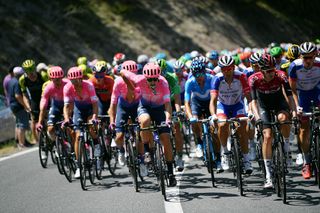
147;78;158;83
70;79;82;84
94;73;105;79
194;72;205;78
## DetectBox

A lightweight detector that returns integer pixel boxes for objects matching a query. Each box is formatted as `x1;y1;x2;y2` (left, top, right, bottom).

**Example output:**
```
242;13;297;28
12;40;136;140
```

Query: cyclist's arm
250;87;260;120
38;86;51;125
173;93;181;112
209;90;218;116
288;78;299;110
108;104;117;124
184;80;192;119
91;101;98;121
164;101;172;121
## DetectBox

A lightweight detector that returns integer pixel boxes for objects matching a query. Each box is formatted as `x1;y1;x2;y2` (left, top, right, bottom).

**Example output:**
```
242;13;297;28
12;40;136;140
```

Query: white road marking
164;153;195;213
0;147;38;162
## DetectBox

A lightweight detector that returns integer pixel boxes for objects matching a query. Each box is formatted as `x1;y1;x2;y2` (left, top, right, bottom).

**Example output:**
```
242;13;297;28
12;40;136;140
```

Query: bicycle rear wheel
39;131;49;168
205;134;215;187
79;141;88;190
233;138;244;196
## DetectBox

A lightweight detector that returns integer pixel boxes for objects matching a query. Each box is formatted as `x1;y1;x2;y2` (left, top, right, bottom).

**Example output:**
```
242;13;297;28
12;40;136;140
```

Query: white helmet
36;63;48;72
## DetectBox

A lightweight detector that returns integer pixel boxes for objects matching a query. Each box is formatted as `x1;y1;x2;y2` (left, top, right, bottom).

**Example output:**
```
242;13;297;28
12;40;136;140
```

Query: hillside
0;0;319;93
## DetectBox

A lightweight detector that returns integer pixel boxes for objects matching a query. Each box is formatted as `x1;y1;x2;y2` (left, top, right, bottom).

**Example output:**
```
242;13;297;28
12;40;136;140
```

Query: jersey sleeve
240;74;250;95
41;71;49;82
40;84;51;109
63;83;73;104
210;76;220;95
288;62;297;80
248;75;257;100
87;83;98;103
110;80;120;105
162;80;171;104
184;79;192;102
18;75;27;93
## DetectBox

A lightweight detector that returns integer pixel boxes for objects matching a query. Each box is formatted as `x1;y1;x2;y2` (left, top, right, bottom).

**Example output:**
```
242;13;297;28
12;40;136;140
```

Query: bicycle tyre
205;134;215;187
156;143;167;201
96;129;106;180
88;141;96;185
55;136;64;175
79;140;88;190
233;138;244;196
50;142;58;165
127;138;139;192
256;136;266;179
61;141;73;183
39;131;49;168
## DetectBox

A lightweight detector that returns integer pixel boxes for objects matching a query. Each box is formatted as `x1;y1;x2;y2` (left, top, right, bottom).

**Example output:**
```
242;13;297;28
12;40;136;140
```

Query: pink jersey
111;77;141;107
63;80;98;110
40;79;69;109
123;71;170;107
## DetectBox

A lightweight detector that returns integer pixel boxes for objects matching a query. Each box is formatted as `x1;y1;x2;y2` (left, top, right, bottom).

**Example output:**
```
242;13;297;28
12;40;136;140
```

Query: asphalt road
0;147;319;213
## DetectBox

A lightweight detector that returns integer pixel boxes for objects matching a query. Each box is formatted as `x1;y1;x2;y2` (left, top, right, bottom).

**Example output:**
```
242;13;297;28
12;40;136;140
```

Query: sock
264;159;272;179
283;138;290;153
167;162;174;175
243;153;249;162
304;153;311;164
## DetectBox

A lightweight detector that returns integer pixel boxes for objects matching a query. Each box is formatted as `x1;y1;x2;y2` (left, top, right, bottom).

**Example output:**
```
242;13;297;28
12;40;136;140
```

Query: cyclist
109;60;141;166
249;54;297;188
37;66;68;142
158;59;185;171
63;67;99;178
120;62;177;186
112;52;126;66
206;50;219;70
137;54;149;74
281;44;301;74
210;55;253;174
173;60;188;104
288;42;320;179
270;46;288;70
20;59;49;144
88;61;114;115
184;58;217;161
78;64;93;80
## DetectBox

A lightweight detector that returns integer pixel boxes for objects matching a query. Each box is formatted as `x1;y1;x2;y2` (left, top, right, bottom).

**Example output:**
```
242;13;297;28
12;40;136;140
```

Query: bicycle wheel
39;131;49;168
96;129;106;180
88;141;96;185
256;136;266;179
79;140;88;190
156;143;167;201
233;138;244;196
61;141;73;183
182;125;190;157
311;132;320;188
50;141;58;165
205;134;215;187
55;136;64;175
105;141;118;176
127;139;139;192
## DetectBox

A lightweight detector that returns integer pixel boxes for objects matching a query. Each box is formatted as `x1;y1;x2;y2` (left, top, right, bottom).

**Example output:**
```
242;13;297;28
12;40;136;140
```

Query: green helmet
78;64;92;76
77;56;87;66
270;47;283;57
232;55;241;66
157;59;167;70
22;59;36;73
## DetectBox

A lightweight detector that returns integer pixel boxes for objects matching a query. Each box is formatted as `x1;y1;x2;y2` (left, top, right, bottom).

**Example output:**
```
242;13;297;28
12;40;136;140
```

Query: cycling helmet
258;54;276;70
233;55;241;66
78;64;92;76
93;61;107;73
113;53;126;63
249;52;262;64
198;56;209;65
173;60;185;70
13;67;24;76
36;63;48;72
270;47;283;57
157;59;167;70
67;67;83;79
22;59;36;73
218;55;234;67
122;60;138;73
185;60;192;69
206;50;219;60
143;62;161;79
137;54;149;64
155;52;167;60
239;52;251;61
77;56;87;66
183;53;192;61
300;42;316;55
286;44;300;60
48;66;64;79
190;58;206;75
269;42;280;48
190;50;200;59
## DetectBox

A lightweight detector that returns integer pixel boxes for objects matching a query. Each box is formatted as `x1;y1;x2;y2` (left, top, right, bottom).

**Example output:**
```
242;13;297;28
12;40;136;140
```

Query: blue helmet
190;58;206;75
206;50;219;60
155;52;167;60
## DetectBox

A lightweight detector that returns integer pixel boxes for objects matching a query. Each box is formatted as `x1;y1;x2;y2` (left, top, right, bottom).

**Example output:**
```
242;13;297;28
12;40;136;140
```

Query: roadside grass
0;131;34;157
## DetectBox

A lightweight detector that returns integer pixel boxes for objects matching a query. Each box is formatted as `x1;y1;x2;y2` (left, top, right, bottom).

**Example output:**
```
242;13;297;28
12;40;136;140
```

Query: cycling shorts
260;105;290;129
47;106;63;125
216;101;246;119
298;88;320;113
73;105;93;130
115;103;139;133
98;100;110;116
191;98;210;118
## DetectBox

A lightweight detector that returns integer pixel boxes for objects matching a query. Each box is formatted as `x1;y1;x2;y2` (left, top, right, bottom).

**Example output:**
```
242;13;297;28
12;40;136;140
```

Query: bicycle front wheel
39;131;49;168
79;141;88;190
127;139;139;192
233;138;243;196
205;134;215;187
156;143;167;201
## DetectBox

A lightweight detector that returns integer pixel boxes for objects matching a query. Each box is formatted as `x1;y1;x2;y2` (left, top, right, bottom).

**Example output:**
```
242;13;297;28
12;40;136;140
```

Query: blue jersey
184;74;216;102
243;67;254;78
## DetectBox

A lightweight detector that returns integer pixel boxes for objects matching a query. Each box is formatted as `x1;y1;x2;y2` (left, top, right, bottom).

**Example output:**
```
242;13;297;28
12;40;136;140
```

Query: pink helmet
48;66;64;79
122;60;138;73
143;62;161;78
67;67;83;79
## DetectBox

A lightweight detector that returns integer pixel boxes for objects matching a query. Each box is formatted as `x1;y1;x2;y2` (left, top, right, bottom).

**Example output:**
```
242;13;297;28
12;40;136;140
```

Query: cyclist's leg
260;108;273;187
47;106;63;141
216;102;230;153
190;97;202;145
30;101;40;143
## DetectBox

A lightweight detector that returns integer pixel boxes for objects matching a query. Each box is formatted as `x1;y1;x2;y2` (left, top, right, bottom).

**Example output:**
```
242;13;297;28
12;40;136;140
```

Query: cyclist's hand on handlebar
209;114;217;126
296;106;303;115
165;119;172;127
36;123;43;132
189;117;198;124
109;122;116;130
61;120;70;128
255;118;263;128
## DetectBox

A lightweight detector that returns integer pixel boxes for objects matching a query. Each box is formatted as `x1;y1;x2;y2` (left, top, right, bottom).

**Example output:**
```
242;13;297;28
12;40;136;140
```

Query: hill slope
0;0;319;91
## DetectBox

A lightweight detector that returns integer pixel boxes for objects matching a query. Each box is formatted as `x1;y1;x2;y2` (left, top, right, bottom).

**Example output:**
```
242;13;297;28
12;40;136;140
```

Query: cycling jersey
249;70;291;110
243;67;254;78
88;76;114;102
122;71;170;108
111;77;141;107
184;74;215;102
19;72;48;104
40;79;69;110
63;80;98;110
211;70;250;106
165;72;181;100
